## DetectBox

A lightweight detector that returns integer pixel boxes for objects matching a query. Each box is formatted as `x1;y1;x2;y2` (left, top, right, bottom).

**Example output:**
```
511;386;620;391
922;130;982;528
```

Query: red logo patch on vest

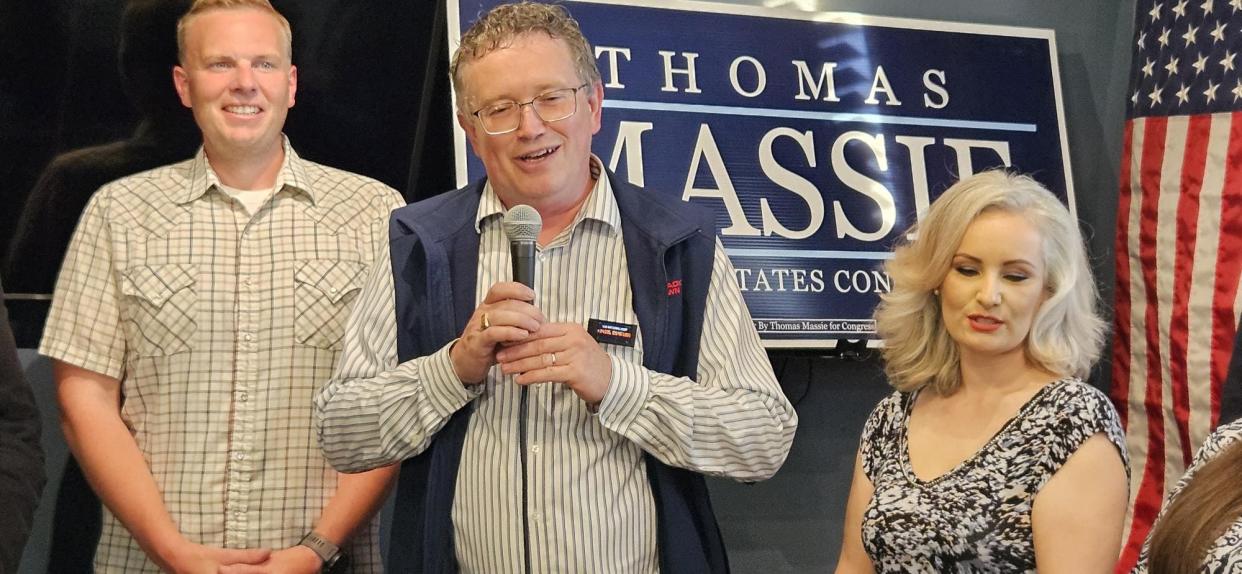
667;279;682;296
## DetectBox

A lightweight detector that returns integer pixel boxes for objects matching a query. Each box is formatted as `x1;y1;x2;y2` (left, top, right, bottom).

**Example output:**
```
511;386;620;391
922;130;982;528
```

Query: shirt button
530;445;541;454
243;333;253;341
530;512;542;522
233;452;245;461
237;392;248;402
330;287;338;294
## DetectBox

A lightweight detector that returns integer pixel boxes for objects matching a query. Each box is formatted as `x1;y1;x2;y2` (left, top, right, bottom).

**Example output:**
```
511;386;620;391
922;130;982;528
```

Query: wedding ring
549;352;557;365
481;313;491;330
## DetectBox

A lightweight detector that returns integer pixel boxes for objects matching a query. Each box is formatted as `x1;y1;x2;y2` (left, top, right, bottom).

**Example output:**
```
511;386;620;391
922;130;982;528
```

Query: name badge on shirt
588;319;636;347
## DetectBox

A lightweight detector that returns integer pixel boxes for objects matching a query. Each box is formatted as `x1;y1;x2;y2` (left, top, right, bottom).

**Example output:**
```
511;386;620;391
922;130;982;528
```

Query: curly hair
875;170;1105;394
450;1;600;111
176;0;292;63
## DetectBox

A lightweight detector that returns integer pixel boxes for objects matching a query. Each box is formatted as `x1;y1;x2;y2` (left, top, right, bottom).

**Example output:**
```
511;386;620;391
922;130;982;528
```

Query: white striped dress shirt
316;163;797;573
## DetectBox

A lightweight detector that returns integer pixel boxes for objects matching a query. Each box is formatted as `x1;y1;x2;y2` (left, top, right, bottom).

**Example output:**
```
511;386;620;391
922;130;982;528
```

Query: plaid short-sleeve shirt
40;139;403;572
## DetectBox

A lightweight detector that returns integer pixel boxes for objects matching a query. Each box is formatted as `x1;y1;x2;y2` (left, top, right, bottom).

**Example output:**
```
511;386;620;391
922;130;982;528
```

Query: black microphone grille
503;204;542;243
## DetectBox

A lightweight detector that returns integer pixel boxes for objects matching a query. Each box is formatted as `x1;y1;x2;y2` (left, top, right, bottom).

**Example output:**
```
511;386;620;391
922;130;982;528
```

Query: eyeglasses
471;83;590;135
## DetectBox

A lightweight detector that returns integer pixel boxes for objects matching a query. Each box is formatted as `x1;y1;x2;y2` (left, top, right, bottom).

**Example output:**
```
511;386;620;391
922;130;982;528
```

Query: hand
158;540;270;574
218;545;322;574
495;322;613;404
450;282;545;384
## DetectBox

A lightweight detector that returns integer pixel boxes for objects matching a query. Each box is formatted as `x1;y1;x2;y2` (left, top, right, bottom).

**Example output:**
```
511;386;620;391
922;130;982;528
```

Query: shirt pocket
119;263;198;357
293;259;367;350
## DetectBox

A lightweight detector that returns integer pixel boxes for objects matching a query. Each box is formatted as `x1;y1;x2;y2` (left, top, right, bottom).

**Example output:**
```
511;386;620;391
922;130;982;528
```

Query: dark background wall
10;0;1135;572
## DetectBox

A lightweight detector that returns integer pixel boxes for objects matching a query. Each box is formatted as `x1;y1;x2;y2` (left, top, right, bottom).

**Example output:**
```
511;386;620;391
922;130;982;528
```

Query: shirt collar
181;135;315;205
474;155;621;235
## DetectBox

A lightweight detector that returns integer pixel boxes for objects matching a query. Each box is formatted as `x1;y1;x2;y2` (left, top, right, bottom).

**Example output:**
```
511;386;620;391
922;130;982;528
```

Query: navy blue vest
385;173;729;573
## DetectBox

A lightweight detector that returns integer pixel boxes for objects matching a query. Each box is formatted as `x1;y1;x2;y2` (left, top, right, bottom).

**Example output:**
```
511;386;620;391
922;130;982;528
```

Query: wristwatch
298;531;343;571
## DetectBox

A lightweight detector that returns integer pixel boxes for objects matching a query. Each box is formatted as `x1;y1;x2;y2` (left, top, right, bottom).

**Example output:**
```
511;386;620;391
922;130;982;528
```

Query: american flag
1114;0;1242;569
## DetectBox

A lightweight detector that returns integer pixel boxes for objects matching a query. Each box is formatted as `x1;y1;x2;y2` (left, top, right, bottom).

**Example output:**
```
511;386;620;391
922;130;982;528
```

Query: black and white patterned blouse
1131;418;1242;573
859;378;1128;572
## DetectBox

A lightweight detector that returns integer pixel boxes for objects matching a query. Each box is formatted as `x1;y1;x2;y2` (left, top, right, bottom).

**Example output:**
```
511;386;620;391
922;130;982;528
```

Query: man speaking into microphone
315;2;797;572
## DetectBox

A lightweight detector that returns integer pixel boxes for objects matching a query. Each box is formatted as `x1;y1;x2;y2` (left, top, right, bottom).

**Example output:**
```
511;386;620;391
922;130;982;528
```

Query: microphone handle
510;240;537;289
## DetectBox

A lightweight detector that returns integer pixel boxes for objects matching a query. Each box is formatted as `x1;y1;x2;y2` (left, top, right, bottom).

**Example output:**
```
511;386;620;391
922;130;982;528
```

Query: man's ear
587;80;604;135
173;66;192;108
287;64;298;108
458;111;478;149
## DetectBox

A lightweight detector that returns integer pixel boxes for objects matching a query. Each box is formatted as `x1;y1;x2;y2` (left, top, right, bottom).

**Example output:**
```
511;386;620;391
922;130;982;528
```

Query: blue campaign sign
448;0;1074;348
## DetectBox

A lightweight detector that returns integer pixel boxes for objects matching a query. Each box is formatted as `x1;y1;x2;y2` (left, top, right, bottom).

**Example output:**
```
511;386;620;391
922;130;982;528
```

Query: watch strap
298;531;342;565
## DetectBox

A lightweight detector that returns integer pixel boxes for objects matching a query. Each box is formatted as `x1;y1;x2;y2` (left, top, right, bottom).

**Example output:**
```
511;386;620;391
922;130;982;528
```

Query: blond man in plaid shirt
41;0;401;571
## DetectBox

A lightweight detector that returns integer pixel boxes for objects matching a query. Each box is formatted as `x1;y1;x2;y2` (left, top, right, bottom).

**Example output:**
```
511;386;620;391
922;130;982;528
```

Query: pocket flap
120;264;196;307
294;259;367;304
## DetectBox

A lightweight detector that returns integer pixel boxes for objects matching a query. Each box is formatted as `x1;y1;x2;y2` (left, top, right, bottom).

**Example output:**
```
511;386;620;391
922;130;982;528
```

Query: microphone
501;204;542;574
503;205;542;289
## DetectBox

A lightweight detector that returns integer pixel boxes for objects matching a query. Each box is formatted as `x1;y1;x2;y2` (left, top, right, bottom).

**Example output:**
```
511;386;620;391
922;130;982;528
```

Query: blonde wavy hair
875;170;1105;394
450;1;601;112
176;0;292;63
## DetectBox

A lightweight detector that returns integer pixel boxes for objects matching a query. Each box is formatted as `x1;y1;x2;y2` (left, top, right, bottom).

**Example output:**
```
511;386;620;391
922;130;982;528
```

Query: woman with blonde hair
835;171;1129;572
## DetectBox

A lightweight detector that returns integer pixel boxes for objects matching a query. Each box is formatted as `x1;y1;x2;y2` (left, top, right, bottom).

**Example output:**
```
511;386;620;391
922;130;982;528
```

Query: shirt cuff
418;340;483;417
596;355;650;432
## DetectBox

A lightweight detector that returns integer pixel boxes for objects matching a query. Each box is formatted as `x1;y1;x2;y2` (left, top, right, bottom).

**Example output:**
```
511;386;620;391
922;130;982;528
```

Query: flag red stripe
1208;113;1242;426
1168;114;1211;467
1119;116;1171;570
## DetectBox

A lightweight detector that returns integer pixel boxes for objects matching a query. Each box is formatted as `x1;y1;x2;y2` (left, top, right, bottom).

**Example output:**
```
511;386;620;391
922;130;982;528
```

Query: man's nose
513;103;546;138
231;64;257;91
